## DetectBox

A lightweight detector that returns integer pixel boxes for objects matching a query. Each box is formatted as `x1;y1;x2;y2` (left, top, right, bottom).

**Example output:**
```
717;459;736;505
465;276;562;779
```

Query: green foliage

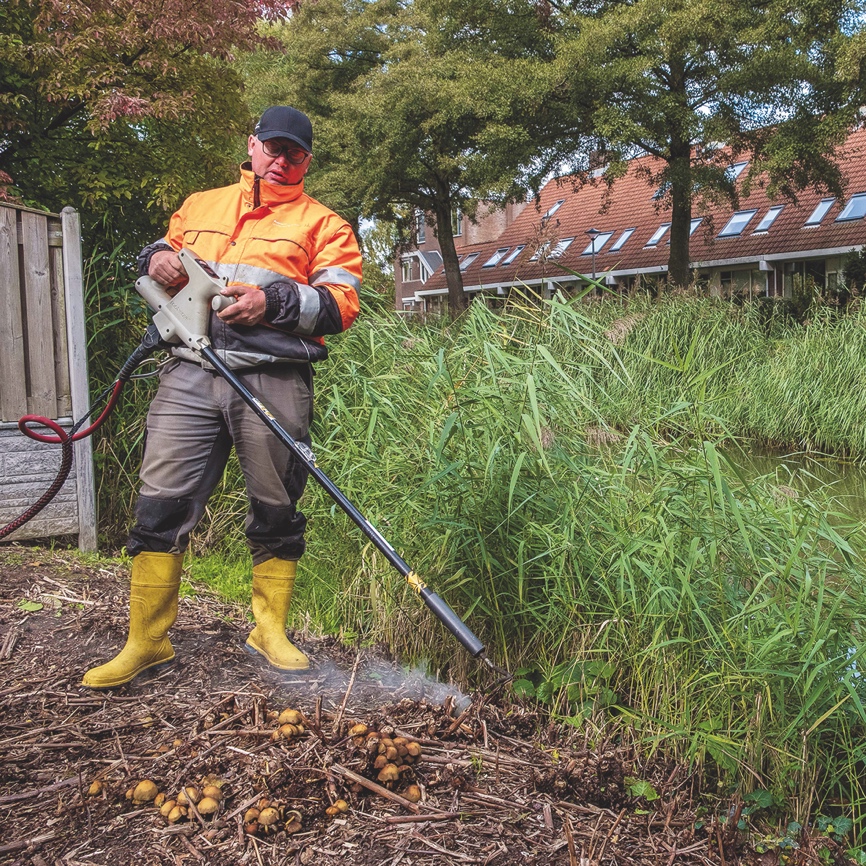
548;0;856;286
239;0;553;312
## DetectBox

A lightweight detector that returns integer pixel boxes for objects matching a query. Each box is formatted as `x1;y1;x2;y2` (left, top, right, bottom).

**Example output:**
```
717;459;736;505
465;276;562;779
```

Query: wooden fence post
61;207;97;552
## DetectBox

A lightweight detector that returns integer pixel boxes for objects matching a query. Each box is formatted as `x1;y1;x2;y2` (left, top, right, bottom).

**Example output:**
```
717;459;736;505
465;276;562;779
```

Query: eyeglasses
259;138;310;165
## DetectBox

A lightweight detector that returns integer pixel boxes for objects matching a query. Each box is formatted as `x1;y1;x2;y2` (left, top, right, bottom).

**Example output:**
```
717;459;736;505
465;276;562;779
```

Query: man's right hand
149;250;188;288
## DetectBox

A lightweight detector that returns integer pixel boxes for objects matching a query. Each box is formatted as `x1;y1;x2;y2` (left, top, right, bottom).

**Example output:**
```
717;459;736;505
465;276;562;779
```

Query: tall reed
297;295;866;834
82;252;866;836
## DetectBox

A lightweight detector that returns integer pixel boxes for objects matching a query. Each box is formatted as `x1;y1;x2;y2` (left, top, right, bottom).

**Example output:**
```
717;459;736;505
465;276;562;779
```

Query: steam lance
135;252;505;676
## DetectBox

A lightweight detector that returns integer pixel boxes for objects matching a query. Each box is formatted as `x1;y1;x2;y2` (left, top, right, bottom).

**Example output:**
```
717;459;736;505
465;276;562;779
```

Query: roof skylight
483;247;510;267
754;205;784;233
529;243;550;261
609;228;635;252
549;238;575;259
542;200;565;219
645;224;671;247
836;193;866;222
804;198;835;226
459;253;479;271
726;162;748;181
501;245;525;265
719;210;758;237
582;232;613;255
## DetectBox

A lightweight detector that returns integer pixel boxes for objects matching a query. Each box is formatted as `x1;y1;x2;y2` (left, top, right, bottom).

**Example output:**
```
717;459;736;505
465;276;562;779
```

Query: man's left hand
217;283;267;326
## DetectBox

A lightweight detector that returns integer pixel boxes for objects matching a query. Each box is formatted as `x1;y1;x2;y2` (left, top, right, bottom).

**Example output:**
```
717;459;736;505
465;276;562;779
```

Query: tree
550;0;858;287
0;0;292;253
241;0;555;314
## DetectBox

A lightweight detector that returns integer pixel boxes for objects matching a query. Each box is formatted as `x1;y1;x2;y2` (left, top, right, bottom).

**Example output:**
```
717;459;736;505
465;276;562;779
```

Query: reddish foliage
26;0;298;125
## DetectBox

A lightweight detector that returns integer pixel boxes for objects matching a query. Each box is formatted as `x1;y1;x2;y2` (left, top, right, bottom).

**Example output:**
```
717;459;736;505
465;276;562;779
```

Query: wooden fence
0;204;96;550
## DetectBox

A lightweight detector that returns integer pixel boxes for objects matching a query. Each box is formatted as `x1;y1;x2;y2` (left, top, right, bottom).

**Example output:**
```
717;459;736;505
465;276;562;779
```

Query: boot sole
81;656;175;690
244;640;310;671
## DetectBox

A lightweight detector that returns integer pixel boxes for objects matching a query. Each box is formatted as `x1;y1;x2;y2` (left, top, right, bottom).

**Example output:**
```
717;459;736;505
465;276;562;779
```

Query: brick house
395;128;866;312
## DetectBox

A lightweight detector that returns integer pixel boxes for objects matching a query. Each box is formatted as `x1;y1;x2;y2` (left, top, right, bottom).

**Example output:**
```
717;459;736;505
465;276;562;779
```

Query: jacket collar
240;163;305;208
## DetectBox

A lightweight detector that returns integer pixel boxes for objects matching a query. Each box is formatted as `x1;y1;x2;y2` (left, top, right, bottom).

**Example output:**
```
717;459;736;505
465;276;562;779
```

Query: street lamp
585;227;601;285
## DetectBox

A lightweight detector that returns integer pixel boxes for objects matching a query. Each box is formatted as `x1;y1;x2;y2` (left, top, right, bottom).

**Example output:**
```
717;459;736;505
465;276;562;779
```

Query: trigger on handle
211;295;237;312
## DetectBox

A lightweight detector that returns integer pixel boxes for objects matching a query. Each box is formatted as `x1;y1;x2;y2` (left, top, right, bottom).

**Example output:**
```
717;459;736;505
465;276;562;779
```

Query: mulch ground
0;544;856;866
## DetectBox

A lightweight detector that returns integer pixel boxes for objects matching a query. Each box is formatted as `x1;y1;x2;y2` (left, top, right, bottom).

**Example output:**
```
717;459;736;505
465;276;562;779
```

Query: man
83;106;362;689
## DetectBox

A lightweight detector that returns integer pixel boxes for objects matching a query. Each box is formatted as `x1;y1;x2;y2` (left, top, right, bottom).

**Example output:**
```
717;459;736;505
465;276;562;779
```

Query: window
542;200;565;220
754;205;784;233
836;193;866;222
415;210;426;243
549;238;575;259
529;242;550;261
501;245;525;265
652;182;671;201
452;209;463;236
726;162;748;181
645;223;671;246
483;247;510;267
719;210;758;237
581;232;613;255
459;253;479;271
667;218;704;244
609;228;635;252
804;198;835;226
401;260;412;282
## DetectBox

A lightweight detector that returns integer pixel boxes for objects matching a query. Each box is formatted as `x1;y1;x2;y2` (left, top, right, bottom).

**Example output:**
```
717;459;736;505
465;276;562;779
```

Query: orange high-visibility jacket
147;164;362;367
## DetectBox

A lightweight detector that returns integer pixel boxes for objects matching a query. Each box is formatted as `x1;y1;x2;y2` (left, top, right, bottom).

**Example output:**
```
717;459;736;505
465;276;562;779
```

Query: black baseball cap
254;106;313;154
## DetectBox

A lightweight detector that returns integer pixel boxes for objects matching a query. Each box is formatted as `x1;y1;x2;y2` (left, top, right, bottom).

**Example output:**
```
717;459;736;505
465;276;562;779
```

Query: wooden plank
49;242;72;417
21;211;56;417
0;207;27;422
61;207;97;552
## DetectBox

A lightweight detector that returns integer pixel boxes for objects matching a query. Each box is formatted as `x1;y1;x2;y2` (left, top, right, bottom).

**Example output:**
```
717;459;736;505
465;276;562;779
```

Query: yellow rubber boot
82;552;184;689
245;558;309;670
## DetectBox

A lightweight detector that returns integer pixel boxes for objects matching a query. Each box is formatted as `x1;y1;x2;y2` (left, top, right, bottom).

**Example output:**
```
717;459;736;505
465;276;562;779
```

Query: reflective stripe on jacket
152;164;362;367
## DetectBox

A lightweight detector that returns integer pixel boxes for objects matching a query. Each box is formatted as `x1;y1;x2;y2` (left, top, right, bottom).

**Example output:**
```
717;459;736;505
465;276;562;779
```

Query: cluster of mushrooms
243;797;304;836
348;723;423;802
113;775;226;824
86;707;431;834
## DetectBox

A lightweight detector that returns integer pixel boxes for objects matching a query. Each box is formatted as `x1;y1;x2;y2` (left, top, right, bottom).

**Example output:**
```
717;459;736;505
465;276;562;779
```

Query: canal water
724;447;866;520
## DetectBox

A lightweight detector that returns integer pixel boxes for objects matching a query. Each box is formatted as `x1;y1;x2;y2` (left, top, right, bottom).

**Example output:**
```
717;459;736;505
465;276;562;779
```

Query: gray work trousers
127;359;313;564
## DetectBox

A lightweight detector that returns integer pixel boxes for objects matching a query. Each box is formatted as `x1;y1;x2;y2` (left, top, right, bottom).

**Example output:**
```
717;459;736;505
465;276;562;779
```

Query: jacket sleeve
137;203;187;276
261;219;362;337
137;239;173;277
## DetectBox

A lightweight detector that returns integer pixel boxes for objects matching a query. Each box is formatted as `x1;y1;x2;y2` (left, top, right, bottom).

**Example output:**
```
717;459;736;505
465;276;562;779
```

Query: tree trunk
666;58;692;290
667;145;692;289
432;191;465;315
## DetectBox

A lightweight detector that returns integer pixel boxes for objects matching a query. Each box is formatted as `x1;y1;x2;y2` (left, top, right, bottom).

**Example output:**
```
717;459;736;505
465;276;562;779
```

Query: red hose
0;380;126;541
17;380;125;444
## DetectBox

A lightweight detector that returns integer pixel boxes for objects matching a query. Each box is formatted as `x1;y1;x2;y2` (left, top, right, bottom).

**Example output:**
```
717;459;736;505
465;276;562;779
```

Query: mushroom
132;780;159;805
377;763;400;785
278;709;304;726
197;796;220;817
404;785;422;803
201;785;223;802
167;805;186;824
284;810;303;834
160;799;177;817
177;786;200;806
87;780;104;797
258;807;281;829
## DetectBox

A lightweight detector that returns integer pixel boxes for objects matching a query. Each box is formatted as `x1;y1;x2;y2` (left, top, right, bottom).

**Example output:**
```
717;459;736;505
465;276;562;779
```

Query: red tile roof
416;127;866;294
